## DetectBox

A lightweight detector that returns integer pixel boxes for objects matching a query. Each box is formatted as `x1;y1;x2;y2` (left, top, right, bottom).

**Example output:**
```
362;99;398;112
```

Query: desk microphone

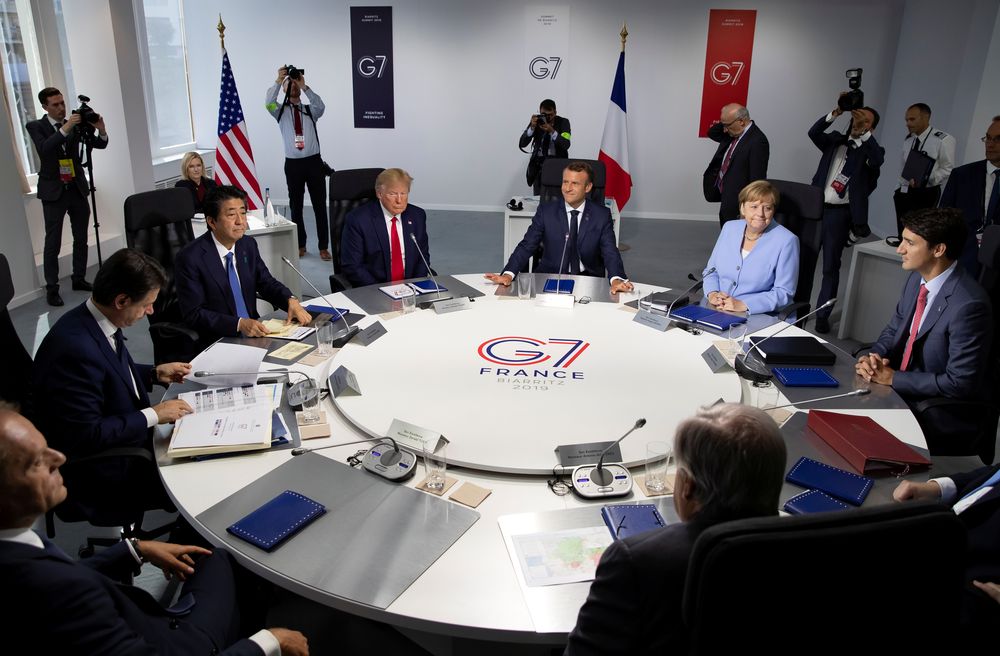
291;436;416;481
766;388;871;412
281;256;359;347
572;418;645;499
408;233;452;307
734;299;837;384
553;232;570;294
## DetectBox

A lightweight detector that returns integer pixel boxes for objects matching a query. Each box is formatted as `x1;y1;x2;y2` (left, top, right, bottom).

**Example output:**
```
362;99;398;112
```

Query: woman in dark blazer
174;151;217;213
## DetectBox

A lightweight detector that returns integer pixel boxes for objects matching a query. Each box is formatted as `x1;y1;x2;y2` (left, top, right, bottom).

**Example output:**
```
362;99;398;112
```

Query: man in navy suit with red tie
485;161;633;294
855;207;992;454
175;185;312;349
340;168;431;287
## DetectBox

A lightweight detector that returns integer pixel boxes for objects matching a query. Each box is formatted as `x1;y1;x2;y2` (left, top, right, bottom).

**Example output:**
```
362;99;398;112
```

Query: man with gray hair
703;103;770;225
565;403;787;655
340;168;431;287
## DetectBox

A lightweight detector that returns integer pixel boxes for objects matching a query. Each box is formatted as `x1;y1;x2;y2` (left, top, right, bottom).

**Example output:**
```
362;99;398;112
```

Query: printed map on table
511;526;612;587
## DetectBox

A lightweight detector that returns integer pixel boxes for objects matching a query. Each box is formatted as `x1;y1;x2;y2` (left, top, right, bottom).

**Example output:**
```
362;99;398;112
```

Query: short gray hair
674;403;786;522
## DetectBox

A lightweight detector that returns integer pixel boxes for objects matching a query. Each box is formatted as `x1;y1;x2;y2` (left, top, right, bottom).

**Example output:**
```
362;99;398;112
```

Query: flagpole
616;22;632;254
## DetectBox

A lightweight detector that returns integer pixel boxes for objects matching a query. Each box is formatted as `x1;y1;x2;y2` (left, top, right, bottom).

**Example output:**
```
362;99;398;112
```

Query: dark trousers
893;186;941;238
284;154;329;250
42;186;90;290
816;204;852;320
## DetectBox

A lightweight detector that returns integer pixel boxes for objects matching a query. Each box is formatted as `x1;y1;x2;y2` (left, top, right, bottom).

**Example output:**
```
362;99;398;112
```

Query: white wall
181;0;906;219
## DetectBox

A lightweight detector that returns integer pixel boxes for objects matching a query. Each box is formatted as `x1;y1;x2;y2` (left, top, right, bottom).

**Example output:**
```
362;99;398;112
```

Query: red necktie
390;217;404;282
899;284;929;372
292;106;304;149
716;138;738;191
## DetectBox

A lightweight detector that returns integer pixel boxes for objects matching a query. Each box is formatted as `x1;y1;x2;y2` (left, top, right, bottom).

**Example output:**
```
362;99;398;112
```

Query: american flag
214;49;263;210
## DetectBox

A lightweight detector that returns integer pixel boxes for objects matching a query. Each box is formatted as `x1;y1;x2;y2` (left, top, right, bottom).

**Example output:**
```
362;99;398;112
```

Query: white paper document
510;526;612;587
178;383;281;413
185;343;267;387
168;403;272;450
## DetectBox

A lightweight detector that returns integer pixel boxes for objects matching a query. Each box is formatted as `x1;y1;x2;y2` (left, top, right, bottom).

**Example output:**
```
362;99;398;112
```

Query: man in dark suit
486;161;633;294
702;103;770;225
856;207;992;454
26;87;108;306
340;168;431;287
939;115;1000;276
519;99;571;194
564;404;787;655
0;406;310;655
808;99;885;333
30;249;193;516
175;185;311;348
894;465;1000;630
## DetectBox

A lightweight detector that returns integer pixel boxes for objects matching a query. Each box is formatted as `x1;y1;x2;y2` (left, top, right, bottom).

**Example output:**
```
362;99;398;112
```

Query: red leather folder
806;410;931;475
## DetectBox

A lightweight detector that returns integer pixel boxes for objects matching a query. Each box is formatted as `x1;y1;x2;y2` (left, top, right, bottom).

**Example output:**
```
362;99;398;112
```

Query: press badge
830;172;850;195
58;158;75;182
294;134;305;150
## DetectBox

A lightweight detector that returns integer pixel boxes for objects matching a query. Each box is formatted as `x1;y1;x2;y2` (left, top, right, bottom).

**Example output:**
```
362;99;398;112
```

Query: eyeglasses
982;135;1000;145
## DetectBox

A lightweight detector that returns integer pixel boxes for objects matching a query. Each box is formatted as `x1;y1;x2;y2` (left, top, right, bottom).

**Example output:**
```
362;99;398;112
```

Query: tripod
77;128;103;267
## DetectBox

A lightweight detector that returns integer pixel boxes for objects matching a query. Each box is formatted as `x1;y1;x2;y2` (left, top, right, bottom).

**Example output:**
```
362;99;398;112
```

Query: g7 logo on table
477;336;589;367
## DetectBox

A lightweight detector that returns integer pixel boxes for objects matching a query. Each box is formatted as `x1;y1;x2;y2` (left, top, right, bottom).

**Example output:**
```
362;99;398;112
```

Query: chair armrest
149;322;199;343
912;397;996;414
329;273;353;293
851;343;874;358
775;301;810;323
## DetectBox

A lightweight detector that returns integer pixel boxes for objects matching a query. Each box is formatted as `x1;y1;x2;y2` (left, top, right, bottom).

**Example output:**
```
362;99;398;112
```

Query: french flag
598;51;632;210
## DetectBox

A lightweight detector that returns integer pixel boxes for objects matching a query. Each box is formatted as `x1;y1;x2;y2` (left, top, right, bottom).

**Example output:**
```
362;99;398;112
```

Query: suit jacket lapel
371;204;393;279
916;269;960;340
80;307;134;394
202;234;236;315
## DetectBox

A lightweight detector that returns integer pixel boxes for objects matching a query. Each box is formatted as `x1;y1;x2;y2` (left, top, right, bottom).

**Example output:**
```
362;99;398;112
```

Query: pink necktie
899;284;929;372
716;139;739;191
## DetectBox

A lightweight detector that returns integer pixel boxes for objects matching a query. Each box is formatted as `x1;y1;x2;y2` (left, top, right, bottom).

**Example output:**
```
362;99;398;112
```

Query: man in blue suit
0;406;310;655
175;185;311;348
939;115;1000;276
31;249;193;515
340;168;431;287
808;99;885;333
486;161;632;294
856;207;992;454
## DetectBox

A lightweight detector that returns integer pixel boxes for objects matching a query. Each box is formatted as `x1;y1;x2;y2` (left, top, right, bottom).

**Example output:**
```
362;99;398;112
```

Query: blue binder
773;367;839;388
786;457;873;506
601;504;666;540
227;490;326;552
543;279;575;294
783;489;851;515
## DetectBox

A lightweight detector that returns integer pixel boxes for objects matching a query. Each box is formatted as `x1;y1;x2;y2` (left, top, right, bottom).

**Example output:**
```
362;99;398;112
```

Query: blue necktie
986;170;999;227
225;252;250;319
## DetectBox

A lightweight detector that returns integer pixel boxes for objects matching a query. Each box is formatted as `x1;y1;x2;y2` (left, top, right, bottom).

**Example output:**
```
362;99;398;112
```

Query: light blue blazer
703;219;799;314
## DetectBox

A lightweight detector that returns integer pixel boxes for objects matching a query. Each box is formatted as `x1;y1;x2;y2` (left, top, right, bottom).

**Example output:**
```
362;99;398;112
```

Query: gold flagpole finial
217;14;226;51
620;23;628;51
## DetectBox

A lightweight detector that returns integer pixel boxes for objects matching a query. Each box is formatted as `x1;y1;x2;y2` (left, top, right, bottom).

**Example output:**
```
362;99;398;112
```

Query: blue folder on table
543;278;575;294
773;367;839;388
783;489;851;515
601;504;666;540
786;456;873;506
227;490;326;552
669;304;747;331
303;305;351;321
408;280;449;294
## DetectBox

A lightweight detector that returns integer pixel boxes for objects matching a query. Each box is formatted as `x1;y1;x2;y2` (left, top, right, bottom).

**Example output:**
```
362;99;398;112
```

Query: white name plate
328;365;362;397
536;293;574;309
388;418;447;453
632;310;671;332
433;297;471;314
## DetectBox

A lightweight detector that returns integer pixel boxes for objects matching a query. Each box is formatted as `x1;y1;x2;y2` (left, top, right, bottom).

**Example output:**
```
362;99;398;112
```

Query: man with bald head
703;103;770;225
0;405;309;654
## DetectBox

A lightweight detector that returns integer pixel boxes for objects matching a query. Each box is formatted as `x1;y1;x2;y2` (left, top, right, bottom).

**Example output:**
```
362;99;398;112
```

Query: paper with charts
510;526;612;587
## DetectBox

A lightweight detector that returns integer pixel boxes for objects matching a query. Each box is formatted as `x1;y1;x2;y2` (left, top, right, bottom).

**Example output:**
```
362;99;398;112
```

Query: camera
837;68;865;112
72;94;101;125
535;114;548;126
284;65;305;81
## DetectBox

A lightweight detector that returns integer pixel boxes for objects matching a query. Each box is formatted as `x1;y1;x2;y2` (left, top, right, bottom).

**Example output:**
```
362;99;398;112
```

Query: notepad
670;305;747;330
773;367;839;388
786;456;873;506
783;489;851;515
408;280;449;294
543;279;575;294
226;490;326;552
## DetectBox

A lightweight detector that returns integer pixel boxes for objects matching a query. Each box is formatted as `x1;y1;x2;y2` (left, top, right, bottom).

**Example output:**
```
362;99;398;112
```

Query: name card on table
632;310;671;332
328;365;362;398
433;297;471;314
701;345;731;373
355;321;387;346
388;418;447;453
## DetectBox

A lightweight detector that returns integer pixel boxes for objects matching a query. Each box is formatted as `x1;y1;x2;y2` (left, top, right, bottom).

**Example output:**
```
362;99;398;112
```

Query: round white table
157;274;928;644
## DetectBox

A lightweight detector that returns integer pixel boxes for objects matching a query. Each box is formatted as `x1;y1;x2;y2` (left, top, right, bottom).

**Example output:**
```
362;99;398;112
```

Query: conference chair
123;188;199;364
327;167;384;293
909;225;1000;464
767;178;824;323
682;502;966;653
0;254;32;406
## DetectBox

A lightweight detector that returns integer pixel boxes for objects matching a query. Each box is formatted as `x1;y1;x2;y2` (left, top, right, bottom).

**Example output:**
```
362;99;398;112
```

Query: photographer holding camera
26;87;108;306
265;65;331;260
807;71;884;334
519;99;571;194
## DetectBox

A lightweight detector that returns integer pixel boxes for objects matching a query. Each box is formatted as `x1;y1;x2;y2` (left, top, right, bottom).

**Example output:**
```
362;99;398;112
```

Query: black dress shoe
71;279;93;291
46;290;64;306
815;316;831;334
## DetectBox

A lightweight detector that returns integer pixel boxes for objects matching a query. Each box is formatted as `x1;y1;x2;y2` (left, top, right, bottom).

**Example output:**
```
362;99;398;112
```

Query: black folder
748;336;836;365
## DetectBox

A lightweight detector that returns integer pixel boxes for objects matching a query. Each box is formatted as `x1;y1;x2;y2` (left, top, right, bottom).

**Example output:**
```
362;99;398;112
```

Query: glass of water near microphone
422;440;448;492
299;378;321;424
644;440;673;494
315;320;335;357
